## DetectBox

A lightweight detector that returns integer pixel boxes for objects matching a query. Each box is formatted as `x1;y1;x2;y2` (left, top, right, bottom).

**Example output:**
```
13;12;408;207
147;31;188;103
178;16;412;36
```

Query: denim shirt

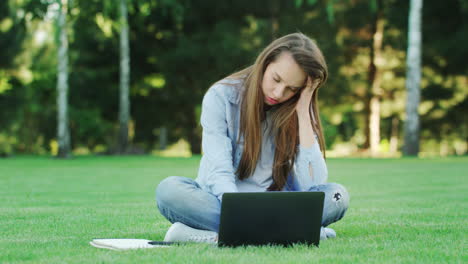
195;78;328;200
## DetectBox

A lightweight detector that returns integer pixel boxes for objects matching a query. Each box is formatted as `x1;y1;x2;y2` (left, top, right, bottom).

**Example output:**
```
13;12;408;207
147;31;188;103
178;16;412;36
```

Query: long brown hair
222;33;328;191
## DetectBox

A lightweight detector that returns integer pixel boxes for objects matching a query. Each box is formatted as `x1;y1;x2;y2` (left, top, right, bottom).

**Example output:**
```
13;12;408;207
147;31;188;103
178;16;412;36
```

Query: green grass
0;155;466;263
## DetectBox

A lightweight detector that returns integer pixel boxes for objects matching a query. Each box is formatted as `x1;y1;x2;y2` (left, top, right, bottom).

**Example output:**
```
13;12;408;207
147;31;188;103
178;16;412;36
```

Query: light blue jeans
156;176;349;233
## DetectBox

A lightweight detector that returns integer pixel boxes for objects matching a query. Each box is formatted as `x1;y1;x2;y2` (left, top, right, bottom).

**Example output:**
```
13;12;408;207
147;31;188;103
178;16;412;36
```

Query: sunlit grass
0;156;466;263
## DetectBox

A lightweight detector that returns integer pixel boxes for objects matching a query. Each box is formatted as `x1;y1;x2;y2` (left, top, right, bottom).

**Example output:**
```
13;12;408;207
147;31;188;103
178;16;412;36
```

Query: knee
155;176;185;206
327;182;350;211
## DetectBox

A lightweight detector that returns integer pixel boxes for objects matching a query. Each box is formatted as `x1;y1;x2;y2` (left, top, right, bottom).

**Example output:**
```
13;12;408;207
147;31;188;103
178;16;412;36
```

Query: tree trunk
159;126;167;150
367;0;384;156
56;0;71;158
363;95;370;149
118;0;130;154
403;0;422;156
270;0;279;40
185;105;201;155
389;115;399;153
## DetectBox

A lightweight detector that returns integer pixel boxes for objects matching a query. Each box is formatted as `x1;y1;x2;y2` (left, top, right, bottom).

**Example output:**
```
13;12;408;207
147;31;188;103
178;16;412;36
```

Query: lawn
0;155;466;263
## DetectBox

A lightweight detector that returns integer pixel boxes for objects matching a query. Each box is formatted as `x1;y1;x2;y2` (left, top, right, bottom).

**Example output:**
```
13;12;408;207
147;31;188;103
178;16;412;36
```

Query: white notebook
90;239;175;250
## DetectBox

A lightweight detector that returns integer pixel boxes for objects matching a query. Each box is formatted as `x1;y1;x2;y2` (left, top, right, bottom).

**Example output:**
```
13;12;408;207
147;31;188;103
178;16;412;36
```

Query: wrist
296;109;310;121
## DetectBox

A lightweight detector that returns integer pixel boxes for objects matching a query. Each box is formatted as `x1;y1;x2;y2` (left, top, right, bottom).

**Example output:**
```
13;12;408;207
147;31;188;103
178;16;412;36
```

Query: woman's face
261;52;307;106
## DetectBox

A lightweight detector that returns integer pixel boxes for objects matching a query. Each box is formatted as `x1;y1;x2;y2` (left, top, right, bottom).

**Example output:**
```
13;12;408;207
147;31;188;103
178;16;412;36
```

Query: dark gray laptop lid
218;191;325;247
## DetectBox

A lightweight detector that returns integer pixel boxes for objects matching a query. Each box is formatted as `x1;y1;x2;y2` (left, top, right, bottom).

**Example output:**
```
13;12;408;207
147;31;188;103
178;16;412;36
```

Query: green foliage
295;0;318;8
0;0;466;156
320;113;339;149
326;0;335;24
0;132;16;156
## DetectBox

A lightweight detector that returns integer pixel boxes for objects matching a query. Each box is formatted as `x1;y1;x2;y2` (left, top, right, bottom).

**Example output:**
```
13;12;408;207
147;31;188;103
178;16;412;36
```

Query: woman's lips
266;96;279;105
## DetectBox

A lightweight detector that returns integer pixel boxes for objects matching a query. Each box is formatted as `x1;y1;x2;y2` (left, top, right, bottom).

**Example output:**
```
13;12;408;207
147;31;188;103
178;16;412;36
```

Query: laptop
90;191;324;250
218;191;325;247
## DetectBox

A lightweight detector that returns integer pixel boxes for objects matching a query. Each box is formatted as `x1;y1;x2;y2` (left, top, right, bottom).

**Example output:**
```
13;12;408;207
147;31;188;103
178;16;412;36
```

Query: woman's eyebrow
274;72;303;89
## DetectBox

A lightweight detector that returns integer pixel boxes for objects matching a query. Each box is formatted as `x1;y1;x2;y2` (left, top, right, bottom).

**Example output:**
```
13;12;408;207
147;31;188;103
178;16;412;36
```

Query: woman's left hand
296;76;319;116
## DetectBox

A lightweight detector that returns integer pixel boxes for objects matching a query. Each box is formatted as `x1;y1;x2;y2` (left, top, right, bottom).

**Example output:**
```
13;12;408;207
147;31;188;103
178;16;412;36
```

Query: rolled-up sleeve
200;86;238;199
291;133;328;191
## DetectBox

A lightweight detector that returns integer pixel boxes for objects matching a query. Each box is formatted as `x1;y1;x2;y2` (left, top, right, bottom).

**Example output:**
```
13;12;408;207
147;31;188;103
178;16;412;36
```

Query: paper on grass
90;239;172;251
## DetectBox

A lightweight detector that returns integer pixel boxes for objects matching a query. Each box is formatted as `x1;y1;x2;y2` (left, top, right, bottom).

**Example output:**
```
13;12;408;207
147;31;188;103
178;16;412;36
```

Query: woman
156;32;349;244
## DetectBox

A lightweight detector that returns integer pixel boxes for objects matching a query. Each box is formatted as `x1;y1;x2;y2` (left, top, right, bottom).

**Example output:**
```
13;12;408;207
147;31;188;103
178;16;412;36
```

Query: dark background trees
0;0;466;157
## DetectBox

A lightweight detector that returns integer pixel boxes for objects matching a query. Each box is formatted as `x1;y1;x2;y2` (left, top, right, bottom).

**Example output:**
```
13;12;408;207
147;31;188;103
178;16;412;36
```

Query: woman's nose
272;86;285;99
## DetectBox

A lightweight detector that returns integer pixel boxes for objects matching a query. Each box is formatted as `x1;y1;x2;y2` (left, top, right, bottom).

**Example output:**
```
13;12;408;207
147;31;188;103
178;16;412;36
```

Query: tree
56;0;71;158
2;0;464;156
403;0;422;156
118;0;130;154
367;0;385;156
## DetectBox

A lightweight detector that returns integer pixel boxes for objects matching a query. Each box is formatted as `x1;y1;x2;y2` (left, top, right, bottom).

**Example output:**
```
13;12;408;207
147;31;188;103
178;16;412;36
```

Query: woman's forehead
271;53;307;86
